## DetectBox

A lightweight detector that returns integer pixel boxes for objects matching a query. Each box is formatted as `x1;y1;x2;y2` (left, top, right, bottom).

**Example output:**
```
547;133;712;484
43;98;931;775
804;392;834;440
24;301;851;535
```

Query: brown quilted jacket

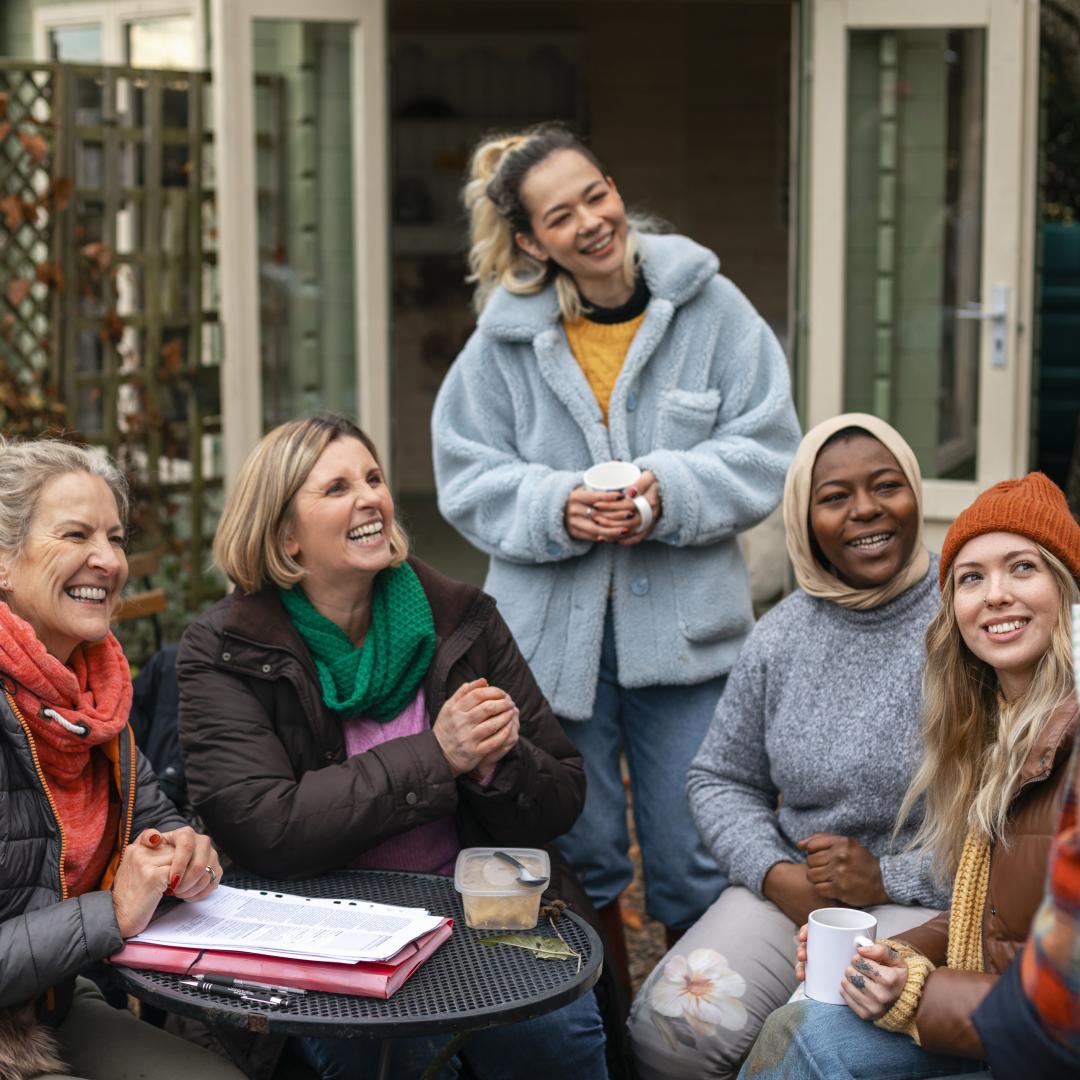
893;701;1079;1059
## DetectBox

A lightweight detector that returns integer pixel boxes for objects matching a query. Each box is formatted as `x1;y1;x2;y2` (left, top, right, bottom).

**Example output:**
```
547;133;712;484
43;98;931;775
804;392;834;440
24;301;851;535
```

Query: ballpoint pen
193;973;307;997
179;978;288;1007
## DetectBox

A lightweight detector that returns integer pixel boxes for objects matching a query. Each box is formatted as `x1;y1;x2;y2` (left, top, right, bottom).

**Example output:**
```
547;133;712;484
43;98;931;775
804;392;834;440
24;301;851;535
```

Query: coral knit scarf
0;602;131;895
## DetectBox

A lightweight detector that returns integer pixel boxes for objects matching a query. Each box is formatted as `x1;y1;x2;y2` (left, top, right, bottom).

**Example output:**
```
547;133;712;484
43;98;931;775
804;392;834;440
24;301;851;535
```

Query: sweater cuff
874;939;935;1044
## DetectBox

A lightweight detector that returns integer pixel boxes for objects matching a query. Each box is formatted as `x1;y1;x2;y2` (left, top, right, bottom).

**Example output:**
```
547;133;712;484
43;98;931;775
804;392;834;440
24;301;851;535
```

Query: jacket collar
476;232;719;341
221;557;491;655
1017;699;1079;789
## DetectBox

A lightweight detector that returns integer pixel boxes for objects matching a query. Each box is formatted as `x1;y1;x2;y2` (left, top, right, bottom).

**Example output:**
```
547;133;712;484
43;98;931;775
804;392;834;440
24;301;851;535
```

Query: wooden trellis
0;59;224;638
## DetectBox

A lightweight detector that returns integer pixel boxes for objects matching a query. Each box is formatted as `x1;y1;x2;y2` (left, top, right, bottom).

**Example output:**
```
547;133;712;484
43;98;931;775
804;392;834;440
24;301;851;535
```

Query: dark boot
597;899;633;1000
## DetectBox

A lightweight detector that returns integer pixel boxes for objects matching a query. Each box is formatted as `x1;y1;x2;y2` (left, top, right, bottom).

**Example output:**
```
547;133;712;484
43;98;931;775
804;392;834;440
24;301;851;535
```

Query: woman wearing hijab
627;415;950;1080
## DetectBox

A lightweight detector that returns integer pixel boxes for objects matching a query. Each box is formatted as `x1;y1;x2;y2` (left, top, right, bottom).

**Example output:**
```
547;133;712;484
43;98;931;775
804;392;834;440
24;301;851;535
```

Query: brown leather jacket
894;701;1079;1059
176;557;588;902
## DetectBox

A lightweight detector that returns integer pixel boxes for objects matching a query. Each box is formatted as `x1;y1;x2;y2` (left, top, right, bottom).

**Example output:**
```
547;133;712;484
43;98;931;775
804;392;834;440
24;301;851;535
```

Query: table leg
419;1031;470;1080
375;1038;396;1080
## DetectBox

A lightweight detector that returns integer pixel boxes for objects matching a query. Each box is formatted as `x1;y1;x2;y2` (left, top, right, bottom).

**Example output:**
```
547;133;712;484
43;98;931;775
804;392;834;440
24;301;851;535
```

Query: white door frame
806;0;1040;528
32;0;206;65
210;0;389;485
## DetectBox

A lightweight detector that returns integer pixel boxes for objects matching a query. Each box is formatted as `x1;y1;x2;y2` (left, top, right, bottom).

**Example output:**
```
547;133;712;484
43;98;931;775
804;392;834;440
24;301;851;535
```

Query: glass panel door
211;0;388;484
252;20;357;428
843;27;984;481
805;0;1037;530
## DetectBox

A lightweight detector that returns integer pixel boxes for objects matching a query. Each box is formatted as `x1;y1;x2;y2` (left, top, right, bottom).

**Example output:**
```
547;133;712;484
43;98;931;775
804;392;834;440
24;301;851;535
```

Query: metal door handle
955;284;1008;368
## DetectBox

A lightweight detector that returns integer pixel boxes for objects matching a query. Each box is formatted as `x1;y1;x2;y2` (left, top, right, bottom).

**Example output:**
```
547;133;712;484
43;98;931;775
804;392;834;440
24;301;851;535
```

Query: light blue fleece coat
432;234;801;720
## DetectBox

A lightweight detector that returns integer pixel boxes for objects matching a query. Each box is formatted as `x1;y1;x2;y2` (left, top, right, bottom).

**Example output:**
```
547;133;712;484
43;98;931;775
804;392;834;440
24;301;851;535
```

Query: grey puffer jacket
0;689;185;1022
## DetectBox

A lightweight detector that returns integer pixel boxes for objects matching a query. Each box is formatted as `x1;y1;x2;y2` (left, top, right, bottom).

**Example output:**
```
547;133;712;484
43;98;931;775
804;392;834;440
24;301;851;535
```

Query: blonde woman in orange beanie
740;473;1080;1080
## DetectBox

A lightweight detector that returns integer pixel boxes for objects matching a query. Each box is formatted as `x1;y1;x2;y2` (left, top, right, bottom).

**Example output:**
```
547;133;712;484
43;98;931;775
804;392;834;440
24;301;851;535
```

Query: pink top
342;689;460;876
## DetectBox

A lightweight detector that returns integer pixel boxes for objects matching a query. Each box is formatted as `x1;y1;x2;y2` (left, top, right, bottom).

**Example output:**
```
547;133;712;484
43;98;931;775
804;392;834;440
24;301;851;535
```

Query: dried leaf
0;314;14;340
18;129;47;166
0;194;23;231
0;121;10;143
620;906;644;932
49;177;74;212
81;242;114;271
99;310;124;344
160;339;183;376
5;279;31;307
36;262;63;291
478;933;580;963
0;92;7;121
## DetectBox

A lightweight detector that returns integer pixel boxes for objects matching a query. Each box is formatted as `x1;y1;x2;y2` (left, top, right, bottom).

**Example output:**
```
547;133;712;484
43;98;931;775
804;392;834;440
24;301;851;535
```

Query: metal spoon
493;850;549;888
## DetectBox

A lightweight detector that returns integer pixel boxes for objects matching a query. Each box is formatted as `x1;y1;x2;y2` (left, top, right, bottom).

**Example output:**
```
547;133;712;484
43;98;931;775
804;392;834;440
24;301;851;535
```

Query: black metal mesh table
112;869;602;1045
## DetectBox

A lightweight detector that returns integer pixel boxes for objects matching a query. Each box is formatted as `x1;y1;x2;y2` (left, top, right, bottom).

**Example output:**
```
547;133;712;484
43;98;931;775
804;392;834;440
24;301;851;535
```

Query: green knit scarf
279;563;436;722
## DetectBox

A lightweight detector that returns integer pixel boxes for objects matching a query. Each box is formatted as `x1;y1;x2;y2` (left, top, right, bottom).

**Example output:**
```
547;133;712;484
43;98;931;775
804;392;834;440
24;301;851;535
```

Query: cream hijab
783;413;930;611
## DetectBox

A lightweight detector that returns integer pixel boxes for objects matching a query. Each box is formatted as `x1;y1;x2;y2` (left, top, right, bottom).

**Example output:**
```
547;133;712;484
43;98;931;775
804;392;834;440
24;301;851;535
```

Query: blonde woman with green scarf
177;414;612;1079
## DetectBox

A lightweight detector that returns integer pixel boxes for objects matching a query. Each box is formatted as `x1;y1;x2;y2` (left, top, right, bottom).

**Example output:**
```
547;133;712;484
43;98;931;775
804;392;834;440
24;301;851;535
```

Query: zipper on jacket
7;691;69;901
117;724;137;854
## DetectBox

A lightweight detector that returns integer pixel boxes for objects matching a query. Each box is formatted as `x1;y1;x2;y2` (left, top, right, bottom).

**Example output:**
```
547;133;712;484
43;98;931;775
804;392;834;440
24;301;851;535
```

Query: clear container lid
453;847;550;896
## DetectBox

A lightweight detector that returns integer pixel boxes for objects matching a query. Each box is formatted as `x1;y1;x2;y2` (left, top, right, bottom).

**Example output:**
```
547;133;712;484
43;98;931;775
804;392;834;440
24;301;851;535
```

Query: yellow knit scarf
876;830;990;1042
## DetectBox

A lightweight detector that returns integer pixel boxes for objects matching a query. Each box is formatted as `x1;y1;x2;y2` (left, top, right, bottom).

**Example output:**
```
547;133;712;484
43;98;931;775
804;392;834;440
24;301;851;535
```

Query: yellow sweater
563;313;646;423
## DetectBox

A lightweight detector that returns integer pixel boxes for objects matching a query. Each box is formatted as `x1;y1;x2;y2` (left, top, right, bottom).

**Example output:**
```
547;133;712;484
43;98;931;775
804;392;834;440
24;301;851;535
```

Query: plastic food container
453;847;550;930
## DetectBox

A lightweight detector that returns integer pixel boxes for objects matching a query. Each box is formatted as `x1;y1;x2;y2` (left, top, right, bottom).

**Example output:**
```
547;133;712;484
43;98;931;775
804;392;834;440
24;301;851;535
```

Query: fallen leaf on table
479;932;580;964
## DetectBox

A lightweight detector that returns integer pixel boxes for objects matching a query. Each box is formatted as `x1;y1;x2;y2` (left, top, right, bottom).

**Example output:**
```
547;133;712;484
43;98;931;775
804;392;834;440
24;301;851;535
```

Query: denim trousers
555;608;728;929
737;998;988;1080
295;989;608;1079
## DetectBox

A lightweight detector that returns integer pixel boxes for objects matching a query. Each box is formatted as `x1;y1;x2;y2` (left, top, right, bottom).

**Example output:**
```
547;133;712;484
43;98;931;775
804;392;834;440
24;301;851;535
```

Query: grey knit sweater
687;557;949;909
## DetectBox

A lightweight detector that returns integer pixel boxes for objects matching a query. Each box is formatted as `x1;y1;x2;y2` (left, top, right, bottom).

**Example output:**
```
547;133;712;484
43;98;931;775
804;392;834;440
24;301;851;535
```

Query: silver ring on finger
585;506;594;517
204;864;216;884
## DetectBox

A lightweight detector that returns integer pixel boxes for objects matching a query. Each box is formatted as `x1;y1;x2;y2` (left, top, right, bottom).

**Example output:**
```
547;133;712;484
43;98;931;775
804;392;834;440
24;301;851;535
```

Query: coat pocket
654;388;722;451
484;561;557;661
672;542;754;643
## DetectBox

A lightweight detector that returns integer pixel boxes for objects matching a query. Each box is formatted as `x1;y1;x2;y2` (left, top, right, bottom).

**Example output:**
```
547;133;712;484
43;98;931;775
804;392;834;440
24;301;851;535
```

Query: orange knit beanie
939;472;1080;588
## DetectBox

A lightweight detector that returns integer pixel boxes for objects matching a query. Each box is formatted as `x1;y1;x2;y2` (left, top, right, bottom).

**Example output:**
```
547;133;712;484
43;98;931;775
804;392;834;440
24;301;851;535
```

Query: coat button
546;541;562;557
990;906;998;918
405;791;418;806
261;663;272;674
221;652;231;662
627;390;638;411
631;575;650;596
324;750;335;761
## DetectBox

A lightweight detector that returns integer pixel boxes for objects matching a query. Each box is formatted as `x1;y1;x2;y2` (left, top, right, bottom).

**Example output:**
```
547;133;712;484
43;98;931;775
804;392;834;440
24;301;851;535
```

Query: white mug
582;461;653;534
804;907;877;1005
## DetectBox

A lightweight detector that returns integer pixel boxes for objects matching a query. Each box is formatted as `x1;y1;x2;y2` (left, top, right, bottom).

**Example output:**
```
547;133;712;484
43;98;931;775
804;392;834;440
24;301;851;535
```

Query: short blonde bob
214;414;409;594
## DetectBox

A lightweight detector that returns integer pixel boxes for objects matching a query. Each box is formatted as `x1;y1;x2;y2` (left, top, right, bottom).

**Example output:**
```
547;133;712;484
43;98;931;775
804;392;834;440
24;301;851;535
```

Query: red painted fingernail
621;528;630;535
169;875;181;890
147;832;162;846
627;488;637;497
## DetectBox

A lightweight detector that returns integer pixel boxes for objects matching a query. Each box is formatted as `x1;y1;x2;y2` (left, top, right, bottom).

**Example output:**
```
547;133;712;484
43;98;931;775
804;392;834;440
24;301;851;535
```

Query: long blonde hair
463;124;645;321
897;545;1079;879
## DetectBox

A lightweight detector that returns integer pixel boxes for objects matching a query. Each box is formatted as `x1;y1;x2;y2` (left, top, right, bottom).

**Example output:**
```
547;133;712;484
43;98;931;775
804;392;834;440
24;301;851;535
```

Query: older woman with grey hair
0;436;240;1080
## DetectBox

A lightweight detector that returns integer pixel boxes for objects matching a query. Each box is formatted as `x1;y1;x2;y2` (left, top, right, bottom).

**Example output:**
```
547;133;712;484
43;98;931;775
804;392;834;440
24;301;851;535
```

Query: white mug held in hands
805;907;878;1005
582;461;654;534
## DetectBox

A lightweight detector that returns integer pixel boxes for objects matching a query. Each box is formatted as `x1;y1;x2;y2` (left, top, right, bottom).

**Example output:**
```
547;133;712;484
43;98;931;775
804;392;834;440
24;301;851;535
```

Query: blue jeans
295;990;608;1079
737;999;987;1080
556;609;728;929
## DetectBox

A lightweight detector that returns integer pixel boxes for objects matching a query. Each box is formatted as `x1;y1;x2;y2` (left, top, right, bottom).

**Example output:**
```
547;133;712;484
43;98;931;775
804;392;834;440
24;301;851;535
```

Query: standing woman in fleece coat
432;124;801;971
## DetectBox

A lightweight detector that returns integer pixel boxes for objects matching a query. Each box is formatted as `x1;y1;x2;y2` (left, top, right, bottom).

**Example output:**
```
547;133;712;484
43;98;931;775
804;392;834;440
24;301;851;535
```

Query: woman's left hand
153;826;223;901
594;470;660;545
797;832;889;907
839;942;909;1020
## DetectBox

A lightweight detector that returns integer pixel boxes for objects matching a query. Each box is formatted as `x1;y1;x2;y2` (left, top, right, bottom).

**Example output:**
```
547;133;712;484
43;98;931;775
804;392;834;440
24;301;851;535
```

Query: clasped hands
111;825;223;939
565;470;661;545
433;677;519;778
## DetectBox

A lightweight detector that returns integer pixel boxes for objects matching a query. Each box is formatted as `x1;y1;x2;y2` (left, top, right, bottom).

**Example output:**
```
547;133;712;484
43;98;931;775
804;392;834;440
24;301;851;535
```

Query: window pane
253;20;356;429
127;16;196;69
844;29;985;480
50;25;103;62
